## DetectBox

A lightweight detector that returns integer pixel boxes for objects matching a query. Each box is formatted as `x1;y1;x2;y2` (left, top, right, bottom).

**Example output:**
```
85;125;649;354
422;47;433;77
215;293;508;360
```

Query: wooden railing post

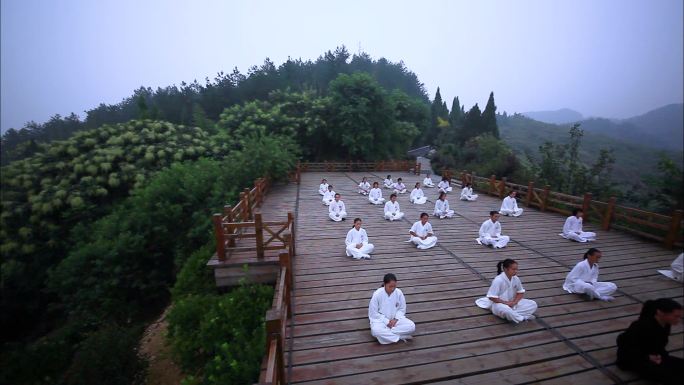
255;213;264;258
287;212;296;256
279;251;292;317
602;196;616;231
224;205;235;247
255;179;262;207
526;182;534;207
489;175;496;196
499;177;507;198
264;309;285;383
664;209;683;248
582;193;592;223
242;188;251;220
541;185;550;211
213;214;226;262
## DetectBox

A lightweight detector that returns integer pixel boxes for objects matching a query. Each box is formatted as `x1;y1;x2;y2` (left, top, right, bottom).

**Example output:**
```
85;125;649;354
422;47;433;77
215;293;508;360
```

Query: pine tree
449;96;462;126
425;87;449;145
482;91;499;138
462;103;482;143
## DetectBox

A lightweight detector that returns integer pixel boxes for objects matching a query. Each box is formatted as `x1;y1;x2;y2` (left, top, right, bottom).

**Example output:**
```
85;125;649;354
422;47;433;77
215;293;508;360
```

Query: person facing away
500;191;523;217
561;208;596;242
616;298;683;385
358;177;371;195
433;191;455;219
410;182;427;204
384;193;404;221
423;173;435;188
409;212;438;249
437;176;452;193
345;218;374;259
563;248;616;301
383;175;393;189
460;182;478;201
328;193;347;222
322;184;335;205
368;273;416;344
368;181;385;205
475;258;538;323
318;178;329;196
392;177;407;194
477;211;510;248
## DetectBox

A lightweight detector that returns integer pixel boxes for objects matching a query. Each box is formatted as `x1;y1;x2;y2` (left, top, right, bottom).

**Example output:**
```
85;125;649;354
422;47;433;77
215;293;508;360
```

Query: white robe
672;253;684;282
561;216;596;242
500;196;523;217
563;259;617;300
409;188;427;204
475;272;537;323
322;190;336;205
328;200;347;221
318;183;329;196
384;201;405;221
368;188;385;205
423;177;434;188
477;219;510;248
393;182;407;194
437;180;453;193
460;186;478;201
345;227;374;259
383;178;394;189
433;199;455;218
358;181;371;195
368;287;415;344
409;221;438;249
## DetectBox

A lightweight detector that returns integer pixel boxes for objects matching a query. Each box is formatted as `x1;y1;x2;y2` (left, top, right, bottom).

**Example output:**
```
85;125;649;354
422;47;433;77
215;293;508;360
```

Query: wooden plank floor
286;171;682;384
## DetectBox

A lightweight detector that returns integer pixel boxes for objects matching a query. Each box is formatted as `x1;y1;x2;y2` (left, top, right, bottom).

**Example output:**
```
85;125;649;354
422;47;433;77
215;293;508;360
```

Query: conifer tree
482;91;500;138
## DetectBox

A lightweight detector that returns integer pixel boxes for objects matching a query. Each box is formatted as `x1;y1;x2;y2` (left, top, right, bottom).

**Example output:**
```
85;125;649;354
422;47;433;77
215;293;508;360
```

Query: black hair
572;208;583;216
489;210;499;216
397;178;402;181
497;258;517;275
390;193;397;199
381;273;397;287
352;218;362;227
465;182;472;187
415;182;421;187
639;298;682;321
583;247;600;260
439;191;446;199
334;193;340;197
328;184;333;189
387;175;391;178
420;212;429;218
442;176;449;181
373;181;379;186
509;190;516;196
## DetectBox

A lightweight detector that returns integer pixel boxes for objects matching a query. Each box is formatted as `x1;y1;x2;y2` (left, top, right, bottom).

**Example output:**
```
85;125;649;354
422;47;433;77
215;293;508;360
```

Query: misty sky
1;0;682;133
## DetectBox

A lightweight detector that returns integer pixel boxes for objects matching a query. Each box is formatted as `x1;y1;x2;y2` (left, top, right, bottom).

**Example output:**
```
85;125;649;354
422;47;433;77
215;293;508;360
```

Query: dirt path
139;306;183;385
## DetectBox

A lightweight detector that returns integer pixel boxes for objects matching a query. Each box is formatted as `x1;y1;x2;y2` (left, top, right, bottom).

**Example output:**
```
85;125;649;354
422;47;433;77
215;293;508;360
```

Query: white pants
384;184;393;189
329;211;347;221
319;191;326;196
394;189;407;194
434;210;454;219
480;236;510;248
563;231;596;243
411;236;437;249
492;299;538;323
385;212;405;221
369;197;385;205
460;194;478;201
411;197;427;204
567;281;617;299
439;187;453;193
323;198;333;205
346;243;374;259
424;183;434;188
370;318;416;344
358;190;369;195
500;208;523;217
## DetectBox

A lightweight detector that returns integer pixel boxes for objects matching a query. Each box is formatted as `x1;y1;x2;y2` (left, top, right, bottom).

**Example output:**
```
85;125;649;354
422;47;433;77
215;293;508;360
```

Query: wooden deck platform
287;171;682;384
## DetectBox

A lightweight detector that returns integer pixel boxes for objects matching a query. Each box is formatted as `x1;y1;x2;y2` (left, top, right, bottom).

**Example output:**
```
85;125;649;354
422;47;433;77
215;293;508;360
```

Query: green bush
171;242;216;300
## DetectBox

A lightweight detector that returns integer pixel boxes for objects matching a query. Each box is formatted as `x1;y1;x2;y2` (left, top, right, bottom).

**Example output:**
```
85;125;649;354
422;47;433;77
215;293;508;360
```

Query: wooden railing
255;250;292;385
448;170;683;248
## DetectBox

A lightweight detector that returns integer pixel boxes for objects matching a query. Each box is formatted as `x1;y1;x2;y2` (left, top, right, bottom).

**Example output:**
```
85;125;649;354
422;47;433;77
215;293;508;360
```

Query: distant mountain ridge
522;108;584;124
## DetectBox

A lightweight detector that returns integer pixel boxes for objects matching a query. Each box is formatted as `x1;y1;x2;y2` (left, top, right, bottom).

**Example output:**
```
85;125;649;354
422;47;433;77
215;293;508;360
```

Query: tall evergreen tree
482;91;500;138
462;103;483;143
449;96;462;126
424;87;449;145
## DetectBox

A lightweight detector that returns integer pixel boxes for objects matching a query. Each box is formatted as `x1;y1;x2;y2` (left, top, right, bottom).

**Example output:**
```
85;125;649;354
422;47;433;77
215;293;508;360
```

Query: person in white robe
658;253;684;282
384;194;405;221
368;182;385;205
322;185;336;206
563;248;617;301
369;273;416;344
476;258;537;323
393;178;408;194
358;177;371;195
318;178;329;196
383;175;394;189
500;191;523;217
460;183;478;201
423;173;435;188
477;211;510;248
561;208;596;242
433;192;455;219
409;213;438;249
409;183;427;204
345;218;374;259
328;194;347;221
437;177;453;193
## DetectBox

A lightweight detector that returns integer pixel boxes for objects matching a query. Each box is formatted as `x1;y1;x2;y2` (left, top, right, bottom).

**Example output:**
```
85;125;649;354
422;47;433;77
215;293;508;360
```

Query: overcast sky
1;0;682;133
